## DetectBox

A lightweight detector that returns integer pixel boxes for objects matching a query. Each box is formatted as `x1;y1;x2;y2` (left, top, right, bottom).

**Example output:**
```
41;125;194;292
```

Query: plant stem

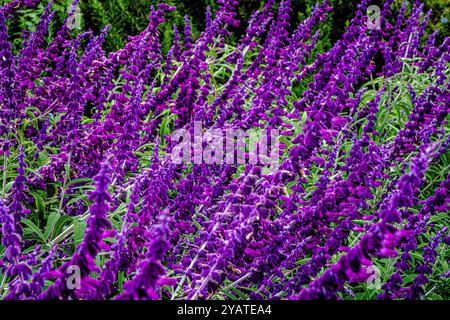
2;152;7;197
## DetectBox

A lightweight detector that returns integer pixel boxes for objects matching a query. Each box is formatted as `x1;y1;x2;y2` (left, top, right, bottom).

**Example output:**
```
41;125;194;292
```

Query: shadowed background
0;0;448;54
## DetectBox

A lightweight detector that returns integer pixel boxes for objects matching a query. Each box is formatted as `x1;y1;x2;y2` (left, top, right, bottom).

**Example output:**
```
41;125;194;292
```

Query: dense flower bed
0;0;449;300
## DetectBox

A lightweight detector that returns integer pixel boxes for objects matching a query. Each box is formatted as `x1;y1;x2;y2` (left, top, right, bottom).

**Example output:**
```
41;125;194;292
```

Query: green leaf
44;212;61;241
22;219;46;243
428;294;443;300
31;191;45;216
64;163;71;177
220;289;238;300
118;271;125;291
66;177;93;188
74;219;87;245
5;181;14;194
66;192;89;206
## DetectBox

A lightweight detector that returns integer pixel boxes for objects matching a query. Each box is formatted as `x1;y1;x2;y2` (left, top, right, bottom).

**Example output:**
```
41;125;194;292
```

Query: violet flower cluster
0;0;449;300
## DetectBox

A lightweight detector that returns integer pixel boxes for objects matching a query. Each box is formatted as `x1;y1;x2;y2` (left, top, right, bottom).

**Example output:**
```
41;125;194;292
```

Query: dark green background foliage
0;0;448;53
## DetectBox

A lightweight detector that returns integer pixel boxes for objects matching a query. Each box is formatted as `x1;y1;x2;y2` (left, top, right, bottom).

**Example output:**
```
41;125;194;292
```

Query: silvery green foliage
0;0;449;300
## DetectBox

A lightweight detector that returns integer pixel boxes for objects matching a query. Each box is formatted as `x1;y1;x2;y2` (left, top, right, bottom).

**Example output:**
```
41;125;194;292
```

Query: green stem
2;152;7;197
